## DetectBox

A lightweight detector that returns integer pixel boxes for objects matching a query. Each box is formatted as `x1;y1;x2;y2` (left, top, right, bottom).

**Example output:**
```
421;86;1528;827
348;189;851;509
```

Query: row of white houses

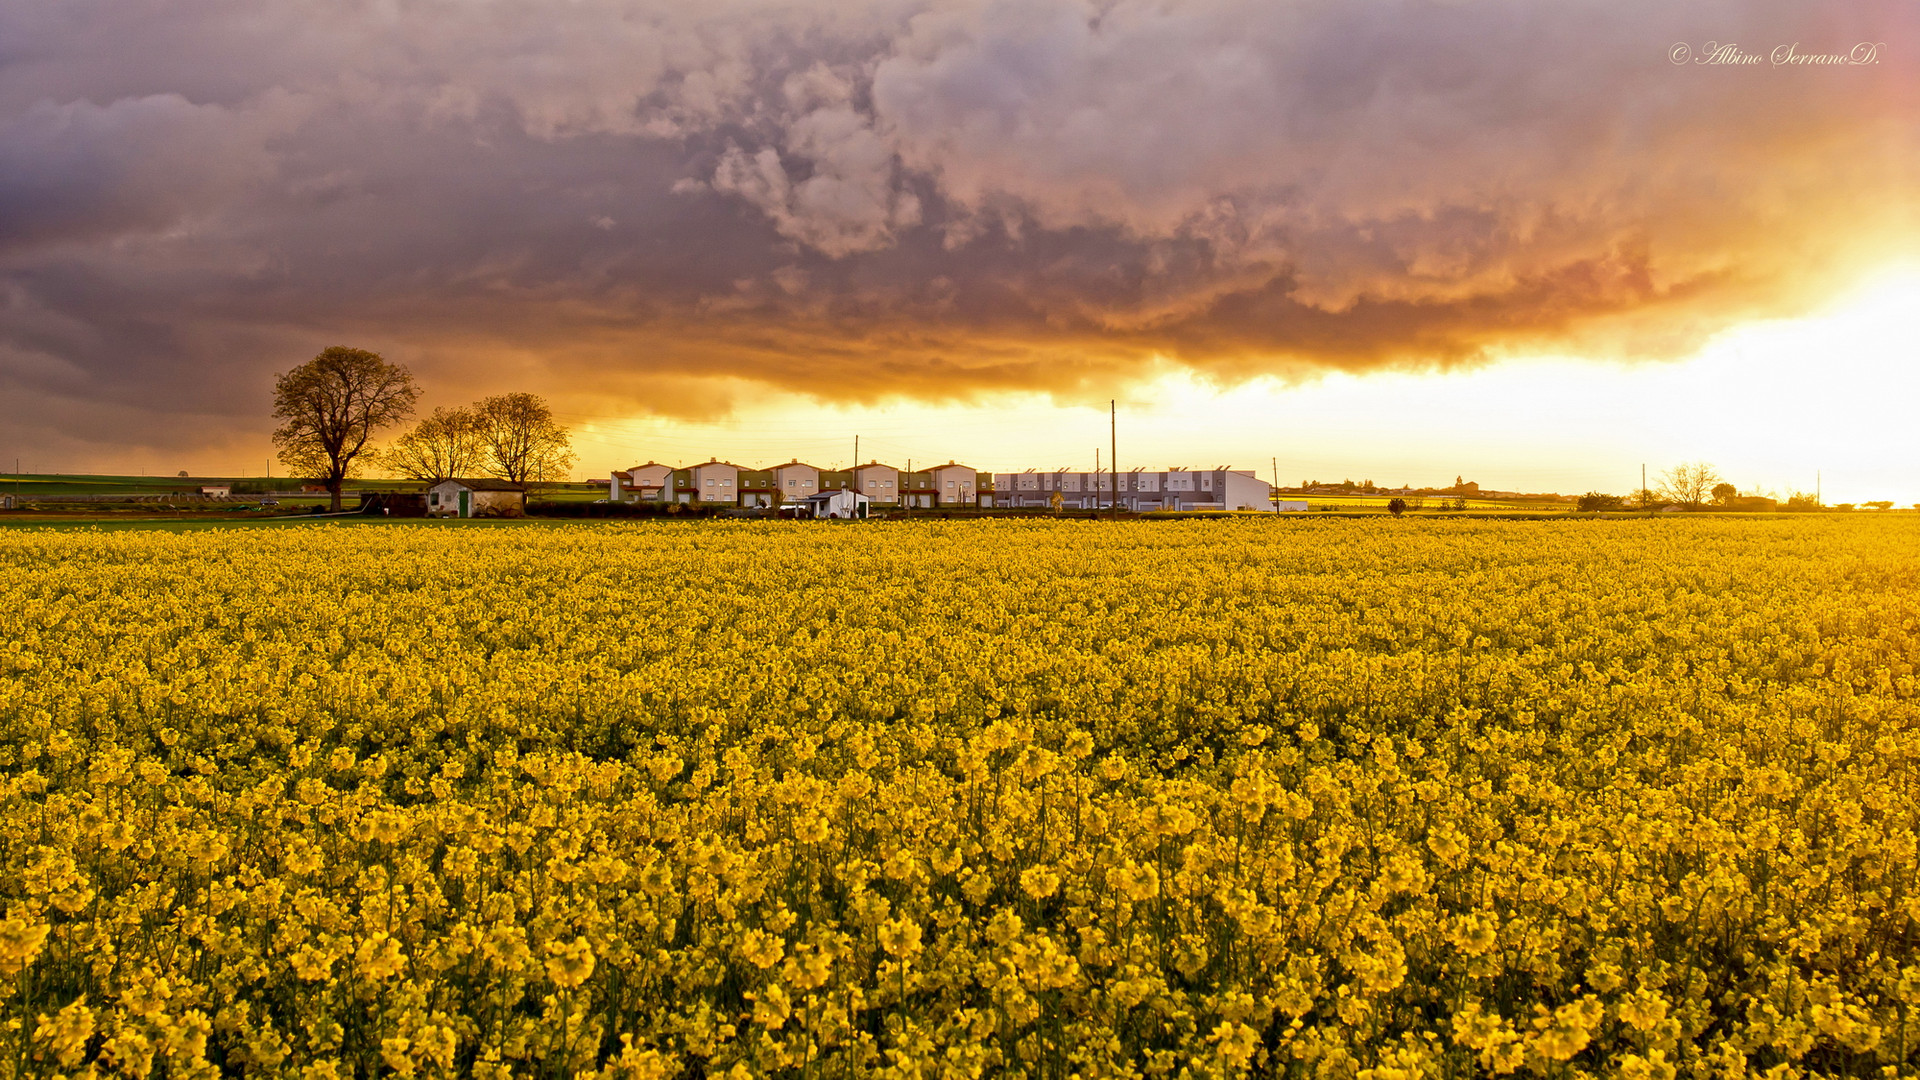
607;461;1283;512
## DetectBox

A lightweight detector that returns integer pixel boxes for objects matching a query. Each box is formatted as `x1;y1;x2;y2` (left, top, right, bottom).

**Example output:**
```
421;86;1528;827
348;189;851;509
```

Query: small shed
800;488;871;520
360;492;430;517
429;478;527;518
200;485;232;498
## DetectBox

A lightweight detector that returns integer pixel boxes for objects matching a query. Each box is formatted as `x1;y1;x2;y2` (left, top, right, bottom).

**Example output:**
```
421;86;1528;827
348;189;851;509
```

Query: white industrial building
991;467;1278;512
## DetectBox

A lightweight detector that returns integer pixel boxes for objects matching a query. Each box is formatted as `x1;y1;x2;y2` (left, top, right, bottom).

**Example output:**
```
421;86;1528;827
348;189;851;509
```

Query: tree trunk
329;480;343;513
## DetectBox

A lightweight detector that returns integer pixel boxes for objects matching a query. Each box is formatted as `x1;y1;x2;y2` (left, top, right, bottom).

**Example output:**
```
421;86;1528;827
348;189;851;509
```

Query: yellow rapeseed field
1;517;1917;1079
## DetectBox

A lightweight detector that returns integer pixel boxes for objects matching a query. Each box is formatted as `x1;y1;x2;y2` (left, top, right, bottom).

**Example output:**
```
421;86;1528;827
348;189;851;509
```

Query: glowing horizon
1;1;1914;499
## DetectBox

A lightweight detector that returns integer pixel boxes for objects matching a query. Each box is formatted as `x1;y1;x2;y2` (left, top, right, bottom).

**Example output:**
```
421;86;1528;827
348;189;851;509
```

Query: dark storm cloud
0;0;1913;464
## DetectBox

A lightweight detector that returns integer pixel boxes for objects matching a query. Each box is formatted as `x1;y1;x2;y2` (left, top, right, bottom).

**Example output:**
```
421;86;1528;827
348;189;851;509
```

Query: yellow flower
356;933;407;980
0;914;50;977
737;928;785;970
33;998;96;1068
877;917;923;959
1019;865;1061;899
546;935;597;988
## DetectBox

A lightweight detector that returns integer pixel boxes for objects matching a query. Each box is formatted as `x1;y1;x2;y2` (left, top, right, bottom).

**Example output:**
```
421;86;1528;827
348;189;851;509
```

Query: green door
458;490;470;518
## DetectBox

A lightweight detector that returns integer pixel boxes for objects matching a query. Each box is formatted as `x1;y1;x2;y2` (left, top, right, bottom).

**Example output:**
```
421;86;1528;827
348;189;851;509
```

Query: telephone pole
1110;400;1118;517
1641;464;1647;511
1272;456;1279;508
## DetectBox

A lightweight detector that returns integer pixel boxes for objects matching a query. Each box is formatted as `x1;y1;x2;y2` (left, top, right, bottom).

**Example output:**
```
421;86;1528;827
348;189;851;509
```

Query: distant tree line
272;346;574;511
1576;462;1899;513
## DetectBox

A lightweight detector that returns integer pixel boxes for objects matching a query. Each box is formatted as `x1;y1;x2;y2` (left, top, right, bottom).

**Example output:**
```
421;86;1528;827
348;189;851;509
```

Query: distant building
429;478;526;518
688;460;741;505
199;485;231;498
852;461;900;503
801;489;871;519
928;462;981;507
610;462;672;502
597;455;1288;512
771;461;822;503
992;467;1276;512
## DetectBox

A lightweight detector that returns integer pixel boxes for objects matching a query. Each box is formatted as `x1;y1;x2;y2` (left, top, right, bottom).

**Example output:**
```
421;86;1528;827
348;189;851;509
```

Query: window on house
706;479;714;486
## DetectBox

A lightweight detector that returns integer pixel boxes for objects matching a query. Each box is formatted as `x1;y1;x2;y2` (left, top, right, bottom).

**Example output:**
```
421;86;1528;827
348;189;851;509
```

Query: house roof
441;478;526;492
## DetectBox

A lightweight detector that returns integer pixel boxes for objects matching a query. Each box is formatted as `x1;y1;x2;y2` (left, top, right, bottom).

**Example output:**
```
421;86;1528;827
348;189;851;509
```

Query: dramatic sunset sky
1;0;1915;500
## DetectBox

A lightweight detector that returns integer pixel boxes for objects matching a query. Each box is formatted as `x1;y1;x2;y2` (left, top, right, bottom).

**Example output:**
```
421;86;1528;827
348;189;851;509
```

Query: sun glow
567;264;1920;505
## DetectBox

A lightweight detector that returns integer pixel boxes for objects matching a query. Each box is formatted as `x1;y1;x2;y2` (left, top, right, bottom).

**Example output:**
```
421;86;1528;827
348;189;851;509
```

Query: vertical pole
1110;399;1117;516
1817;470;1821;507
1272;456;1279;509
1641;464;1647;510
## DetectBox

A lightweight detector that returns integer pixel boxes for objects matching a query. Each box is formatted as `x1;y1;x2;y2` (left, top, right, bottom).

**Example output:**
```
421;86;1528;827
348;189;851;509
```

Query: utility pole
1272;456;1279;508
1110;399;1118;516
1641;464;1647;511
854;435;859;470
1817;470;1821;507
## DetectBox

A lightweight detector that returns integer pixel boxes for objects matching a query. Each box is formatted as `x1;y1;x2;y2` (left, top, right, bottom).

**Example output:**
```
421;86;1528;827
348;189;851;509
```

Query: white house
928;462;979;506
429;478;526;518
852;462;900;504
772;461;822;502
611;462;672;502
800;489;871;519
688;460;740;504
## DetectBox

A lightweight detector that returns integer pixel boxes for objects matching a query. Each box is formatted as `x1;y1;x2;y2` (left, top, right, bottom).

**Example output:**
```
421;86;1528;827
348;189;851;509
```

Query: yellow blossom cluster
1;517;1917;1078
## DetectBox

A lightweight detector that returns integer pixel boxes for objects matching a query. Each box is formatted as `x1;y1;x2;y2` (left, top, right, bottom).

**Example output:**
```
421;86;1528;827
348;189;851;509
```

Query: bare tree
272;347;419;511
1658;461;1722;511
472;393;576;486
378;406;482;486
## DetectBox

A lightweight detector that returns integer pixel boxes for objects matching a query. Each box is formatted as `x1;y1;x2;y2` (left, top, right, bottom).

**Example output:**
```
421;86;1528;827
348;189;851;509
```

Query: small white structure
1274;500;1308;512
200;485;232;498
800;489;871;520
429;478;526;518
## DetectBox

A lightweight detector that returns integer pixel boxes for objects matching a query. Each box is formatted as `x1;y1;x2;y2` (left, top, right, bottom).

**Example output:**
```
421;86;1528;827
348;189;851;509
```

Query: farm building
429;479;526;518
799;489;871;519
359;492;430;517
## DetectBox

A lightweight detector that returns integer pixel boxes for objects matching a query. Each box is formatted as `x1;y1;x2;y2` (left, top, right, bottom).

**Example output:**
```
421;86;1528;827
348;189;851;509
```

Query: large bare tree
378;406;482;486
472;393;575;486
272;347;420;511
1659;461;1722;511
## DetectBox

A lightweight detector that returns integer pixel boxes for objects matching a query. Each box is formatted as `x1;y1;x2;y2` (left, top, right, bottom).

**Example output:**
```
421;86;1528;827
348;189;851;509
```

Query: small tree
1577;491;1625;512
272;347;419;511
1387;498;1406;516
472;393;576;487
1710;482;1738;506
379;406;483;486
1658;462;1721;511
1049;491;1065;513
